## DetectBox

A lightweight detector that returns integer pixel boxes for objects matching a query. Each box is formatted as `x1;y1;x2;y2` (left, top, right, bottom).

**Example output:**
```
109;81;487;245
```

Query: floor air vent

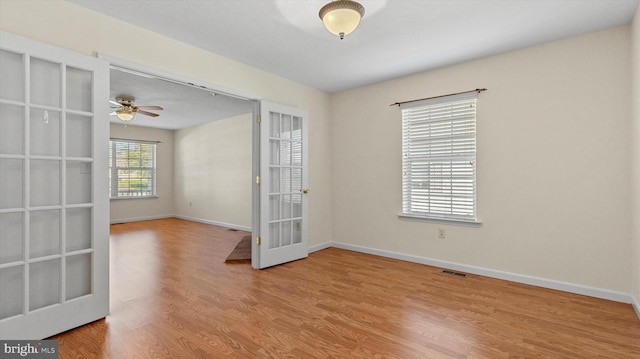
442;269;468;278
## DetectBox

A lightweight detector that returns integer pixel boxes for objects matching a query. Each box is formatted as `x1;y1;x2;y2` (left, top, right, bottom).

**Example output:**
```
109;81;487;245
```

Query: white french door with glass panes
257;101;308;269
0;31;109;339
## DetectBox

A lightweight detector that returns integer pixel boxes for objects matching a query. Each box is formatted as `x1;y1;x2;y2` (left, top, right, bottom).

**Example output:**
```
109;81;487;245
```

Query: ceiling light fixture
319;0;365;40
116;106;135;122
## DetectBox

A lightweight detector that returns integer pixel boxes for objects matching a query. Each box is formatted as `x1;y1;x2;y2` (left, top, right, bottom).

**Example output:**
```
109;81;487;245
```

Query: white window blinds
109;139;157;198
401;92;477;221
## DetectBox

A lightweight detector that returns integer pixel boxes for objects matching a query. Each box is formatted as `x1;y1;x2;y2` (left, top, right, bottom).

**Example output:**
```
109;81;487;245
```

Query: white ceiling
109;68;254;130
71;0;639;93
71;0;639;129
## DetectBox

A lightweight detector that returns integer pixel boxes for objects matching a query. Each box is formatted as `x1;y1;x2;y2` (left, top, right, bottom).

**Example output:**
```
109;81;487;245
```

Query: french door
256;101;308;269
0;31;109;339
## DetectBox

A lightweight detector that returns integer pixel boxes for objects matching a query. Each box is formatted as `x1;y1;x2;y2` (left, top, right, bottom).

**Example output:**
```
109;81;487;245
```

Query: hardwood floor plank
49;218;640;358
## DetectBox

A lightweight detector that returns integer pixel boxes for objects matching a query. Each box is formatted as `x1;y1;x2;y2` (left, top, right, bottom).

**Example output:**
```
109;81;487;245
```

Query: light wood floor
51;218;640;358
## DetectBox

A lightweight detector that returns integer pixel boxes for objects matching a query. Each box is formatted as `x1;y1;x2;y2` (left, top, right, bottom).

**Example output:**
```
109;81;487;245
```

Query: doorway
108;65;255;228
103;55;310;270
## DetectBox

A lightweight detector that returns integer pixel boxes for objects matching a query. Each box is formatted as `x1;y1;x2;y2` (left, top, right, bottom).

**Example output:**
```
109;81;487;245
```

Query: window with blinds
109;139;157;198
401;92;477;222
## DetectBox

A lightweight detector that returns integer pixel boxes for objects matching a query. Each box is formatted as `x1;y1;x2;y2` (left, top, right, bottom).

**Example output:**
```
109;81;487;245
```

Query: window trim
399;91;480;224
397;213;482;225
109;138;158;199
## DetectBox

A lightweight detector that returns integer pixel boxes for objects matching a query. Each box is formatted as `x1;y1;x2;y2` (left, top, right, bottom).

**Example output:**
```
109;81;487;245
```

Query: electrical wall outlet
438;228;446;239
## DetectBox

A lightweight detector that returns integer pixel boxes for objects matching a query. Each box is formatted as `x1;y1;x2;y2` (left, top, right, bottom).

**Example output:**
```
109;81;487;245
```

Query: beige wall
109;123;175;222
631;6;640;306
331;26;632;292
0;0;333;247
174;114;252;229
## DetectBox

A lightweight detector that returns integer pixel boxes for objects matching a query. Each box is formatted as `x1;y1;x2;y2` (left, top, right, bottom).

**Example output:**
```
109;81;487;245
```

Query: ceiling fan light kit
116;107;135;122
319;0;365;40
110;95;163;123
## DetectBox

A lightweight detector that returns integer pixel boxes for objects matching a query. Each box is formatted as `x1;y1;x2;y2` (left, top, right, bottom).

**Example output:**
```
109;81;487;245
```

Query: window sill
397;213;482;227
110;196;159;201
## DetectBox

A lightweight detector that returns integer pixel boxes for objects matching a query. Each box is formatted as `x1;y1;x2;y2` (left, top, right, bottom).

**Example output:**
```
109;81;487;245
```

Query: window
109;139;157;198
401;92;478;222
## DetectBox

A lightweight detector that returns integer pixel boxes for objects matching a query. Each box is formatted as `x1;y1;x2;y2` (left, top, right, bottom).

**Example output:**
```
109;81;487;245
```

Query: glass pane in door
292;219;302;244
0;104;24;155
281;221;291;246
66;66;92;112
29;209;61;259
0;212;23;264
29;160;60;207
280;168;290;193
30;57;60;107
281;115;291;139
280;140;290;166
66;208;91;252
66;114;92;158
269;222;280;249
29;109;60;156
66;254;91;300
270;112;280;138
29;259;60;311
291;168;302;193
0;159;23;209
281;195;291;219
292;194;302;218
0;266;23;319
269;195;280;221
66;161;92;205
0;49;23;102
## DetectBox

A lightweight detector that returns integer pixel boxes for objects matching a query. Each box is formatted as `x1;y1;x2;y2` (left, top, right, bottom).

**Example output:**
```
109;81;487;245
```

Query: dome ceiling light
319;0;365;40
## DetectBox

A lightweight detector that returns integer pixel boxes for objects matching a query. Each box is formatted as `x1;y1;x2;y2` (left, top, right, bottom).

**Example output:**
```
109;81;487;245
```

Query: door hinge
256;236;261;245
257;115;261;124
256;175;260;185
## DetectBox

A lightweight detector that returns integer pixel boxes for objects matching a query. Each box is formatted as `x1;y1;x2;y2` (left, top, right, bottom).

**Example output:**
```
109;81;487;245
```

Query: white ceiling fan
109;96;163;122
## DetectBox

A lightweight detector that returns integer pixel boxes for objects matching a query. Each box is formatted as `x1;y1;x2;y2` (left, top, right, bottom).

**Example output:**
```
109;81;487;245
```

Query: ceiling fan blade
109;100;121;107
137;105;163;111
137;109;160;117
109;111;117;115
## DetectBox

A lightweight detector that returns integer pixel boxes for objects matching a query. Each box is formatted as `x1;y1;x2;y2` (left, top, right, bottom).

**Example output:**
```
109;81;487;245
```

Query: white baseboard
331;242;633;304
173;215;252;232
632;294;640;320
111;214;252;232
110;214;173;224
309;242;332;253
